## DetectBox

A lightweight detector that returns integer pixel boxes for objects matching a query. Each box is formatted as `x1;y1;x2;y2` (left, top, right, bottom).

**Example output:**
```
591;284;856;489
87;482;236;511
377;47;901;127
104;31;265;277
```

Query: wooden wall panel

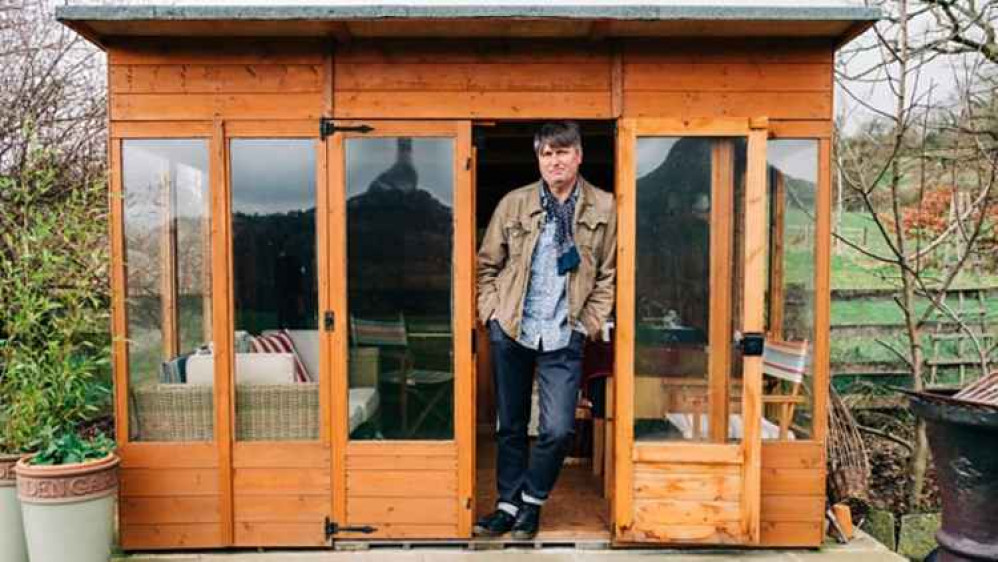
621;38;833;121
231;443;330;547
344;442;460;539
622;451;744;545
108;38;325;121
333;39;612;119
120;524;223;550
758;442;825;547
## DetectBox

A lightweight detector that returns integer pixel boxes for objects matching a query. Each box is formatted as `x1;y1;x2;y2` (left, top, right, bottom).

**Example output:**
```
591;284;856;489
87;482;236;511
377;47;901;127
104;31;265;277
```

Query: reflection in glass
633;137;746;442
764;140;818;440
231;139;319;441
123;139;212;441
346;137;454;440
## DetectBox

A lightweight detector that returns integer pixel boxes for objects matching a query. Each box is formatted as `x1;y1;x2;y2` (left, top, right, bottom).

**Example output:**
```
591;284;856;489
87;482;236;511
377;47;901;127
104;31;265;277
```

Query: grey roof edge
56;4;882;23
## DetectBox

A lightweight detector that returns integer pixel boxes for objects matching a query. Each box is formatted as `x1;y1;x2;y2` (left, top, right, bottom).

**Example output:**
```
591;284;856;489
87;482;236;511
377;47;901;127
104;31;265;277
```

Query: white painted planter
0;454;28;562
15;454;119;562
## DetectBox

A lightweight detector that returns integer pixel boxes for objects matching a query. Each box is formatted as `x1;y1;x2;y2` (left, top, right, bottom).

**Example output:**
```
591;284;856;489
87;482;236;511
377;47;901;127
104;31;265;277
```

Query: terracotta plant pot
0;453;28;562
15;453;119;562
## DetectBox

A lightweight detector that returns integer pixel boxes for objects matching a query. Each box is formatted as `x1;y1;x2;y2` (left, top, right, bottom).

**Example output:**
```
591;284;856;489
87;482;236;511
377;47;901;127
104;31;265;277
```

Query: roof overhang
56;3;880;50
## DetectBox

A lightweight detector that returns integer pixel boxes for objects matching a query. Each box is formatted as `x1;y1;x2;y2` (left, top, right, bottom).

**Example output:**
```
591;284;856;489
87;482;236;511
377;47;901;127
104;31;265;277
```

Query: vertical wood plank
210;118;234;546
454;121;475;537
708;140;734;443
109;139;130;445
317;135;331;448
813;139;832;443
323;42;334;117
329;129;349;526
160;170;179;359
611;48;624;118
613;118;636;535
768;171;786;339
741;124;769;544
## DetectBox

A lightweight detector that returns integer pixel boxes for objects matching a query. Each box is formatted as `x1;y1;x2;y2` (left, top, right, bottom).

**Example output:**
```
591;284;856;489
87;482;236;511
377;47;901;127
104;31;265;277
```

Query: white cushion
186;353;296;386
264;329;320;382
349;387;380;433
665;413;792;440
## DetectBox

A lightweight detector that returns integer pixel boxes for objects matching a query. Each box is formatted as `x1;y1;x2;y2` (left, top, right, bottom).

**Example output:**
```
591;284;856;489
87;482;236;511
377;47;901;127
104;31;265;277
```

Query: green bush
0;143;111;457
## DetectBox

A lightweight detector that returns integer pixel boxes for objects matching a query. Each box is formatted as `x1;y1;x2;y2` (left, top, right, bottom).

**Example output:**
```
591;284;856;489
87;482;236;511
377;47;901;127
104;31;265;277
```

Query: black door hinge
320;118;374;140
324;311;335;332
325;516;376;541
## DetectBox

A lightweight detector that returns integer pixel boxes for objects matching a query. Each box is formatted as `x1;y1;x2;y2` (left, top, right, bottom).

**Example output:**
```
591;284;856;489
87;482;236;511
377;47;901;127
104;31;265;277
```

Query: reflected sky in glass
230;139;316;215
346;137;453;206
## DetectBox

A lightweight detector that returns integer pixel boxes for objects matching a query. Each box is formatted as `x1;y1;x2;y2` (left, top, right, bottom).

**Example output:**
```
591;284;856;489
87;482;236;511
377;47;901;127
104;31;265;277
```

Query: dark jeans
489;320;584;506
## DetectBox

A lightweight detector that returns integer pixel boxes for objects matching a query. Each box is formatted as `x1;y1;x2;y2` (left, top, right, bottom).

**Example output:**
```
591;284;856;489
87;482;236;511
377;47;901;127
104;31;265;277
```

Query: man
475;121;617;539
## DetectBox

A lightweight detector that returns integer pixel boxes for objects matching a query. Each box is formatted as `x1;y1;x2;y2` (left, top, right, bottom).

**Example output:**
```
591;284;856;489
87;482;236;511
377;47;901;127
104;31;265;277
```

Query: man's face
537;143;582;189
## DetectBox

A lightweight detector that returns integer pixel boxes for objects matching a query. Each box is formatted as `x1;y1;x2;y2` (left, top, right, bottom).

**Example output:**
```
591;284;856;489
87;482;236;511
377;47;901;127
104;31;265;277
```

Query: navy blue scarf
540;180;580;275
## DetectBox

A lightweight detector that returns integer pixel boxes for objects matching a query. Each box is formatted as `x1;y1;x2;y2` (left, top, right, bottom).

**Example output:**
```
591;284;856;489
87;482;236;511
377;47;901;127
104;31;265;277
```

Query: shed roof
57;1;880;48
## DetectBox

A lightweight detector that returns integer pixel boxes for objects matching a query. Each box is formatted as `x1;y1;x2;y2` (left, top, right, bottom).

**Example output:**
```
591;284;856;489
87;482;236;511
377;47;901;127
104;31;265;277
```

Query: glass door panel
123;139;212;442
230;138;319;442
633;136;747;442
345;136;456;441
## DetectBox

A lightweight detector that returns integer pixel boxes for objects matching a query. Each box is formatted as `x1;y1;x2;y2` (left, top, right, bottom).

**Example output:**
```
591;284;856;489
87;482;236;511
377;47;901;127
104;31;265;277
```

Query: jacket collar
528;176;591;217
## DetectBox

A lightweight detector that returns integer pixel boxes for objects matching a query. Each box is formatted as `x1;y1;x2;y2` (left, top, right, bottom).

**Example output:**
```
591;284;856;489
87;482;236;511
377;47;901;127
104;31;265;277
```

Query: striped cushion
250;330;311;382
762;339;809;384
351;316;408;347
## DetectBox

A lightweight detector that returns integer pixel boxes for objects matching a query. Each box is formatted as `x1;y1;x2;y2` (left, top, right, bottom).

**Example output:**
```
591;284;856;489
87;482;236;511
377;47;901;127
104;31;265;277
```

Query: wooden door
224;121;333;546
613;118;769;545
327;121;475;540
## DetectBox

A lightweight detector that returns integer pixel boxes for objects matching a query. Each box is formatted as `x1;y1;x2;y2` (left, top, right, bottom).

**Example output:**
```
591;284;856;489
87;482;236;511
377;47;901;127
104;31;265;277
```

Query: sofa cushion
186;353;296;386
282;329;320;383
251;331;310;382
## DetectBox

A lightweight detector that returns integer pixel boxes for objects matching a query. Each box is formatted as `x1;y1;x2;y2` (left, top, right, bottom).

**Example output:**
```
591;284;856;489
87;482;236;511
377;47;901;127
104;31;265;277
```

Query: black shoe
473;508;517;537
511;503;541;540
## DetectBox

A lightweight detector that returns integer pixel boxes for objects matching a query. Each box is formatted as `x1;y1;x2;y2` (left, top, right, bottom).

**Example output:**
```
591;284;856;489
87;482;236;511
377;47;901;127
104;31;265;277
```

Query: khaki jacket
476;178;617;340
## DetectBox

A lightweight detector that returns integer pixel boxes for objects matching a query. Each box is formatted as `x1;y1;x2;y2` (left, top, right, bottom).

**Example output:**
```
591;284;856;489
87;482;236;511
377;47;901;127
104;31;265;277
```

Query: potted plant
0;381;28;562
1;144;113;562
15;432;118;562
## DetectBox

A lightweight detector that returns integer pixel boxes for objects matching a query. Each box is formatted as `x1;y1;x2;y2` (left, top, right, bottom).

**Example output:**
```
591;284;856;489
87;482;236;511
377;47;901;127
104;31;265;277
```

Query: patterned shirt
518;183;578;351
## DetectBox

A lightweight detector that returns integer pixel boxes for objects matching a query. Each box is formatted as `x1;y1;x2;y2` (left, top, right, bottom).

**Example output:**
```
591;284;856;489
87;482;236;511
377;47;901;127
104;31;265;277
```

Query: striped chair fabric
762;339;810;384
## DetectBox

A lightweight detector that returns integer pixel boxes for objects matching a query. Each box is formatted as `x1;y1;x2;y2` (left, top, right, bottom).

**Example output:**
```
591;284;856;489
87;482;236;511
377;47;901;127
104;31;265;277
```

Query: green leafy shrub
29;432;115;466
0;142;111;458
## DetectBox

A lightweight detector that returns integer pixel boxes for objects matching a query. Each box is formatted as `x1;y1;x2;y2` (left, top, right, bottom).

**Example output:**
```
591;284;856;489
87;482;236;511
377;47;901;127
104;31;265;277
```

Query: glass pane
230;139;318;442
123;139;212;442
633;137;746;442
764;140;818;440
346;137;454;440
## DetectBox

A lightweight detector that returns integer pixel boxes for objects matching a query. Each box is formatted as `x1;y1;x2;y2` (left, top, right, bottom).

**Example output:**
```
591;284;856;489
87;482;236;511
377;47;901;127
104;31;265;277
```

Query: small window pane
123;139;212;442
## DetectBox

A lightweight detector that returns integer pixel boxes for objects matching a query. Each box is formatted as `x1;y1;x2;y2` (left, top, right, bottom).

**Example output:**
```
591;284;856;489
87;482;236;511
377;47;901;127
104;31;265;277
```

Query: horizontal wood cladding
108;38;325;121
626;444;744;545
120;523;223;550
333;39;612;119
758;441;825;547
344;441;460;538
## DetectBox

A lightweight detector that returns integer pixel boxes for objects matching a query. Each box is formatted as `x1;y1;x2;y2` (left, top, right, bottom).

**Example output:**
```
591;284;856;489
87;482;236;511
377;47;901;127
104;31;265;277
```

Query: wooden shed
57;1;877;551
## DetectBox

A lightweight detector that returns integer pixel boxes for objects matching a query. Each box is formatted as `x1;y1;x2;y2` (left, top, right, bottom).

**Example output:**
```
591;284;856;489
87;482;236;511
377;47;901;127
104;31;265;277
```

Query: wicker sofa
131;342;380;442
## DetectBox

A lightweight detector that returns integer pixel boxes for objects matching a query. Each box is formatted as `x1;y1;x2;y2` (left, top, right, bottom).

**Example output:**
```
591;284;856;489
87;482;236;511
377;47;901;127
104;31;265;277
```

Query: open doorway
473;120;616;542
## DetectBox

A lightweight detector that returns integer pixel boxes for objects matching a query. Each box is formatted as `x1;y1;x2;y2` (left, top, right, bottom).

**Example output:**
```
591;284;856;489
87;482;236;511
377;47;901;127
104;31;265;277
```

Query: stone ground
114;531;905;562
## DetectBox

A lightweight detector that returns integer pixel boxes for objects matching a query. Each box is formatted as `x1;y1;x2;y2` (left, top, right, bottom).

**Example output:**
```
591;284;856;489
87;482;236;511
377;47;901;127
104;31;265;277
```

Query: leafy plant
29;431;115;466
0;140;111;458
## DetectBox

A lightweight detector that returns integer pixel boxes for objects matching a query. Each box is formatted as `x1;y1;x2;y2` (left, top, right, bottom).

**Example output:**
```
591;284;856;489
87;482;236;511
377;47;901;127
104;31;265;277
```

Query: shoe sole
472;525;508;538
511;530;538;540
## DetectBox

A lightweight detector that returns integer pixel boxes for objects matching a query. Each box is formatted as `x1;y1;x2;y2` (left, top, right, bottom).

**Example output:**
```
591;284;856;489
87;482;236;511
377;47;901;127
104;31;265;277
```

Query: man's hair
534;121;582;154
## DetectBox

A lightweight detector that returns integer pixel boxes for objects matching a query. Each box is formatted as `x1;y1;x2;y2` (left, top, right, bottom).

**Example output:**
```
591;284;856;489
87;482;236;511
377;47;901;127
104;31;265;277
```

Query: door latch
737;332;765;356
324;311;335;332
324;516;376;541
